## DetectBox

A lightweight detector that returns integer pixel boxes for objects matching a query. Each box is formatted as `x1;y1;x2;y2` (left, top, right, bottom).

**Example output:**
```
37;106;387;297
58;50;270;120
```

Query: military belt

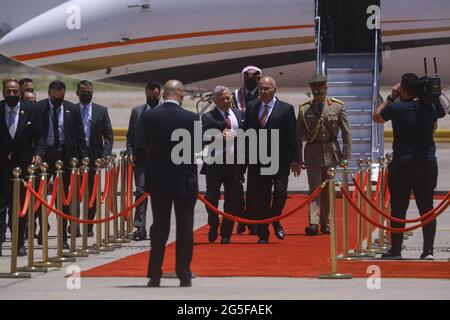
306;138;335;145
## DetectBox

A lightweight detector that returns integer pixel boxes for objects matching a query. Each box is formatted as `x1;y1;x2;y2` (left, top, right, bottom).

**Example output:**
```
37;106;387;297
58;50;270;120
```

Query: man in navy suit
245;76;301;243
200;86;246;244
139;80;199;287
0;79;46;256
76;80;114;236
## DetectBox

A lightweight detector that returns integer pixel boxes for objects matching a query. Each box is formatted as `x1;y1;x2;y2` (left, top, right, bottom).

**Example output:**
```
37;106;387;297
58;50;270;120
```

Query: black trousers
133;159;149;230
147;194;196;281
246;165;289;240
388;159;438;254
205;165;245;238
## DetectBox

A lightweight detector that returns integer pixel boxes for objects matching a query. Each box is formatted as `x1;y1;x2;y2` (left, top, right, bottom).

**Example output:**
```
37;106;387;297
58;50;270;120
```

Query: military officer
297;74;352;236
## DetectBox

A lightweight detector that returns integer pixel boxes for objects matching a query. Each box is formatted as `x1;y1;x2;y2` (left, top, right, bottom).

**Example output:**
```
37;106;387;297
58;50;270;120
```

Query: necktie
53;106;60;148
7;109;16;138
259;105;269;128
224;111;231;129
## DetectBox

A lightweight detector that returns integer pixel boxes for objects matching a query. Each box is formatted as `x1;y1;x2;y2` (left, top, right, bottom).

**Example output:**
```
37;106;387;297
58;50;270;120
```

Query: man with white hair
200;86;246;244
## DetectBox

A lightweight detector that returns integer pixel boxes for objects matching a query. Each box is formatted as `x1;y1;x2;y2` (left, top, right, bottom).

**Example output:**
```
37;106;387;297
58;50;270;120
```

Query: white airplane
1;0;450;88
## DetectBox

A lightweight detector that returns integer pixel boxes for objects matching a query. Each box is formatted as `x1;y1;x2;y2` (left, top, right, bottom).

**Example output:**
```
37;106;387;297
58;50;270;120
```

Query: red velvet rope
101;169;110;204
19;180;32;217
352;171;360;200
33;177;45;213
384;170;390;209
27;183;150;224
88;173;99;208
126;162;134;218
78;172;88;202
353;178;450;223
197;183;325;224
372;169;382;201
61;172;76;206
341;186;450;233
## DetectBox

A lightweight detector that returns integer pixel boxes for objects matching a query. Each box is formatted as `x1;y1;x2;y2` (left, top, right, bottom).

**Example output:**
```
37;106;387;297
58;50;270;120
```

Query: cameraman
373;73;446;260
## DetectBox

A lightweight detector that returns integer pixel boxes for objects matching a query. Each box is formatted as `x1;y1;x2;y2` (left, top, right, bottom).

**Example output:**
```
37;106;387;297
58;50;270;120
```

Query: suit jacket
36;99;88;160
77;102;114;161
0;100;46;207
126;104;150;160
245;98;300;175
200;107;245;175
140;101;199;195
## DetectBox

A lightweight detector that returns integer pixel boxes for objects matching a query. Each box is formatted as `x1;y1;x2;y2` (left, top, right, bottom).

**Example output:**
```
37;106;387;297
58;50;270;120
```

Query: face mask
147;97;159;108
80;93;93;105
312;88;327;97
51;98;64;107
245;79;258;91
5;96;20;107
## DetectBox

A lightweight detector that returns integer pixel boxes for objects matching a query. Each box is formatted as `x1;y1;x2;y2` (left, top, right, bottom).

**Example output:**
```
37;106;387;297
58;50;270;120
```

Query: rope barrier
125;163;134;219
78;171;88;202
197;182;325;224
61;172;76;206
33;177;45;213
341;186;450;233
352;171;360;201
353;178;450;223
101;168;110;204
384;171;390;209
19;180;32;218
372;169;382;201
26;183;149;224
88;173;99;208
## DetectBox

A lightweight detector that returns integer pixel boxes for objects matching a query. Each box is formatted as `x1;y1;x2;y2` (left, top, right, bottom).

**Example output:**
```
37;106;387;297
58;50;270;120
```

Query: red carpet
81;195;450;279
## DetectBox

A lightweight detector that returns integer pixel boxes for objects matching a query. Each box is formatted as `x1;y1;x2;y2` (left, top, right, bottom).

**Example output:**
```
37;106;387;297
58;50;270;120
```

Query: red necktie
224;111;231;129
259;105;269;128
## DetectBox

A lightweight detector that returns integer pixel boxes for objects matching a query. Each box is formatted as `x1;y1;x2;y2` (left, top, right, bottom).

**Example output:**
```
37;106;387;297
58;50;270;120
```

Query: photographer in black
373;73;446;260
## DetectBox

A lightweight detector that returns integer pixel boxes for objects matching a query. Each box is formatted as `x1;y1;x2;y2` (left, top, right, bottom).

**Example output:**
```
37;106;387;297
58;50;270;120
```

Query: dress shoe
273;224;285;240
320;225;331;234
208;227;218;243
381;250;402;260
236;223;246;234
305;224;319;236
220;237;231;244
257;238;268;244
18;246;27;257
147;279;160;287
180;279;192;287
131;228;147;241
63;242;70;250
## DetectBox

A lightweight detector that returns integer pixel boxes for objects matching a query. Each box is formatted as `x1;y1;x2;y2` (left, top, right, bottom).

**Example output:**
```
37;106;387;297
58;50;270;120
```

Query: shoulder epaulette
330;97;344;105
298;101;311;109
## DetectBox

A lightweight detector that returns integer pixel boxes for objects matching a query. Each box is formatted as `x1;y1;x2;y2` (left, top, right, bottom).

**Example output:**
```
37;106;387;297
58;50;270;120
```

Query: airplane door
317;0;380;54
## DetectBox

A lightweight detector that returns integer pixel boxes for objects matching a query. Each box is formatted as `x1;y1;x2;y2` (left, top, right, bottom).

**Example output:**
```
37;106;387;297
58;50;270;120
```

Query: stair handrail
315;15;322;75
371;27;381;154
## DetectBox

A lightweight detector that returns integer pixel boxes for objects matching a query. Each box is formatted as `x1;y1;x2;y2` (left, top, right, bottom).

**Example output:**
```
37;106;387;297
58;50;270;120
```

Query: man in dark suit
245;76;301;243
0;79;46;256
140;80;199;287
76;80;114;236
36;80;88;249
126;82;161;241
200;86;246;244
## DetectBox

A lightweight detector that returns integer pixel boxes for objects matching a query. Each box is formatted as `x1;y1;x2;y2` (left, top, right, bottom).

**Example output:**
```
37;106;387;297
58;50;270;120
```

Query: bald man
245;76;301;244
138;80;199;287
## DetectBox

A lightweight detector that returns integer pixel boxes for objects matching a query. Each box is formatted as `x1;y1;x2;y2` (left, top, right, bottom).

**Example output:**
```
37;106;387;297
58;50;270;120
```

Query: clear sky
1;0;68;29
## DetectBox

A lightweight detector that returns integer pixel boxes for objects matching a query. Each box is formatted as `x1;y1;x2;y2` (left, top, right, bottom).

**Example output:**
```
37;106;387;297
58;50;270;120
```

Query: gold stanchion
318;168;352;279
110;153;125;245
374;157;389;253
80;158;100;255
91;159;114;251
64;158;88;258
119;151;130;243
103;157;120;249
0;168;32;278
49;161;76;263
35;163;62;268
18;165;48;272
363;158;377;255
127;155;134;237
337;160;359;261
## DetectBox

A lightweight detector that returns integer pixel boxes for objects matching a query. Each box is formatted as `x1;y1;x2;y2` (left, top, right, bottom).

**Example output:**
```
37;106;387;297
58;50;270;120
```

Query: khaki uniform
297;97;352;226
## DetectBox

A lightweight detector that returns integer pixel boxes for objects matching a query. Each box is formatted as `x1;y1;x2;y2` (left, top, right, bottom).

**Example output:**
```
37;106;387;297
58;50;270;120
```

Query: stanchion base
337;255;365;261
403;235;409;240
348;252;376;259
63;251;89;258
318;273;352;279
34;261;62;268
362;249;378;255
110;238;130;244
89;245;115;252
81;248;100;255
48;256;77;263
0;272;32;278
17;266;48;273
104;242;122;249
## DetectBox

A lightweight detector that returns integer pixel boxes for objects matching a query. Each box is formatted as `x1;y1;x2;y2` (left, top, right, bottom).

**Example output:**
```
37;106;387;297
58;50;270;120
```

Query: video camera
416;57;441;101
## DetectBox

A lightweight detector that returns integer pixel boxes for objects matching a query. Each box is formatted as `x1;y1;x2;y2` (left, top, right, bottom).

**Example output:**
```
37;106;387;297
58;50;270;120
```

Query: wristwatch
386;95;395;103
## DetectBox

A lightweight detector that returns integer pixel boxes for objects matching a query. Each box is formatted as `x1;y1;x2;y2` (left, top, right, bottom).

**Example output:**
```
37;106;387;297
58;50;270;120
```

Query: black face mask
245;79;258;91
5;96;20;107
147;97;159;108
51;98;64;107
312;88;327;97
80;93;93;105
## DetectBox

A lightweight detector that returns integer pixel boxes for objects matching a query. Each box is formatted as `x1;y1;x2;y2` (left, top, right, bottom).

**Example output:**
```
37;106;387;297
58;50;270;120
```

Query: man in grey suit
126;82;161;241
